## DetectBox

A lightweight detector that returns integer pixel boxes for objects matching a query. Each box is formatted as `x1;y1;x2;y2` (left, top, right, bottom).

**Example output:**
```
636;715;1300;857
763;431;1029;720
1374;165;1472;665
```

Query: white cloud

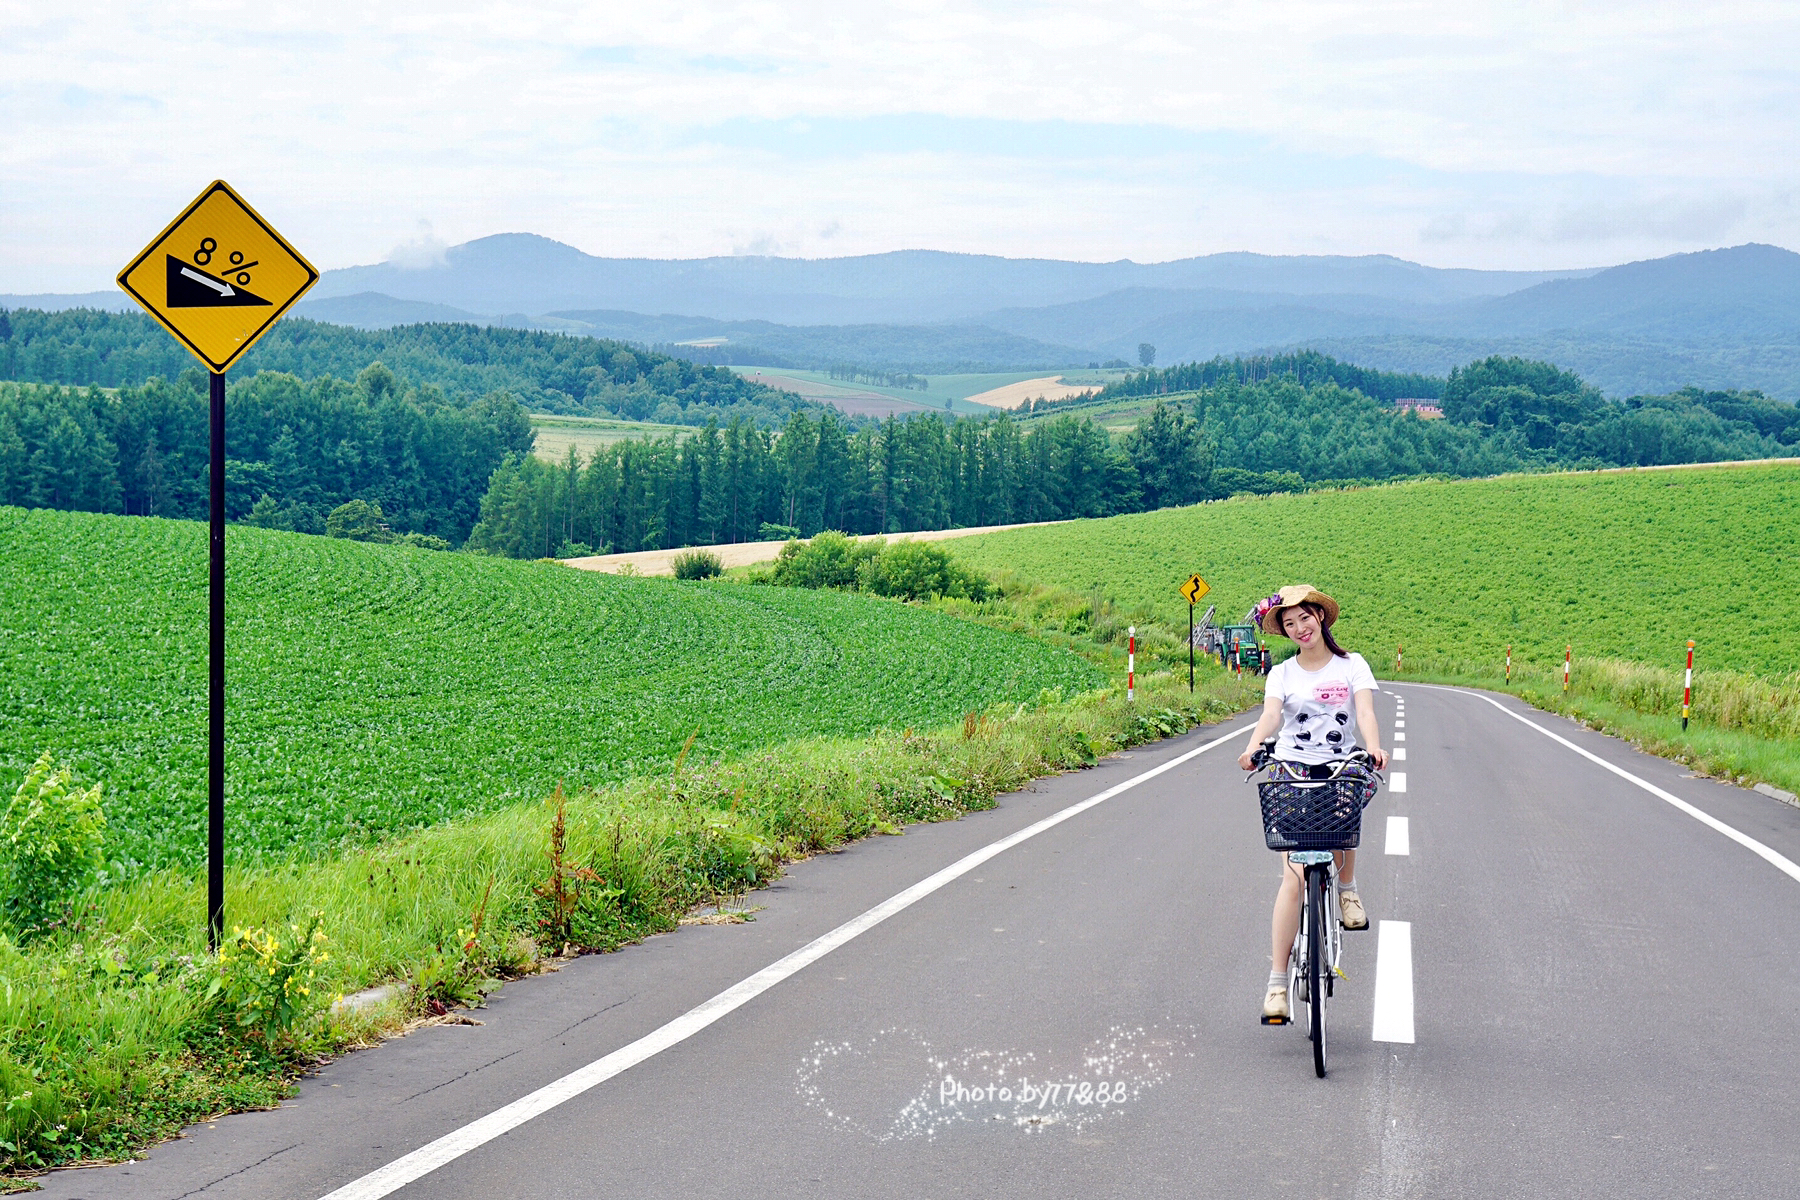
386;221;449;270
1;0;1796;289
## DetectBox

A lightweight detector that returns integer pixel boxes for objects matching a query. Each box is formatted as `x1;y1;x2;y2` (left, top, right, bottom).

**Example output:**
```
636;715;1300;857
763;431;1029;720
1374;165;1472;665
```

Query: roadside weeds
1397;658;1800;798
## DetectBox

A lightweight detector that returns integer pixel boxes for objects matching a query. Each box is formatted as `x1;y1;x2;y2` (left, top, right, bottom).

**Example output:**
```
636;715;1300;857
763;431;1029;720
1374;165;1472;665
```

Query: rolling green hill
0;507;1100;871
947;462;1800;677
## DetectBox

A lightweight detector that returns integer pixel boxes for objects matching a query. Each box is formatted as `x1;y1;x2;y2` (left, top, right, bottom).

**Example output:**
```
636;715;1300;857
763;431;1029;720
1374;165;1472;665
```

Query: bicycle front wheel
1307;865;1329;1077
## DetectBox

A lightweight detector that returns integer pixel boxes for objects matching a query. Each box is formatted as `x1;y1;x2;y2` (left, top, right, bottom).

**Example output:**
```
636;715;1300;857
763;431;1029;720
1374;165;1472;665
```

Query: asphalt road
47;684;1800;1199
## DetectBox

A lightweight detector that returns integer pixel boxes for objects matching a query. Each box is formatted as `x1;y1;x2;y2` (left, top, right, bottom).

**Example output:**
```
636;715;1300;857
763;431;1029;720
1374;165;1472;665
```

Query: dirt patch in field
964;376;1101;411
738;371;936;418
562;520;1068;577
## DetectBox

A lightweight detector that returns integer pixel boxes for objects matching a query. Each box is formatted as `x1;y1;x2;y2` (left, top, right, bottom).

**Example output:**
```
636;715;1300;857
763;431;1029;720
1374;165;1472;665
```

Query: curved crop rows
0;508;1100;871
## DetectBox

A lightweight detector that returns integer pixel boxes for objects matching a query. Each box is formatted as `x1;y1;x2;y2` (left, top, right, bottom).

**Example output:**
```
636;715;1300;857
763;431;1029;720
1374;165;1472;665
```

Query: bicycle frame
1285;850;1340;1077
1247;740;1374;1078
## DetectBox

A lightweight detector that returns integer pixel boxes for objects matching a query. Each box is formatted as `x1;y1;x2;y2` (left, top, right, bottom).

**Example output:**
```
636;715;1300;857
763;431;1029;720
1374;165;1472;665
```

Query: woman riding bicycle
1235;585;1388;1022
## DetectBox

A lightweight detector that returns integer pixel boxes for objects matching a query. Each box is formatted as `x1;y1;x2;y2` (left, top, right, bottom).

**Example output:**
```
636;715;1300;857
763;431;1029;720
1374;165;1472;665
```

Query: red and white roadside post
1396;644;1403;675
1563;644;1572;692
1127;626;1136;702
1505;644;1513;683
1682;640;1695;730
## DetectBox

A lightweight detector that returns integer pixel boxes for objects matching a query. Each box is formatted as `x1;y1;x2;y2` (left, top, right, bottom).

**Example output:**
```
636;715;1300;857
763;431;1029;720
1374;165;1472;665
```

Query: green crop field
530;413;694;461
1012;390;1167;432
0;508;1101;872
948;463;1800;678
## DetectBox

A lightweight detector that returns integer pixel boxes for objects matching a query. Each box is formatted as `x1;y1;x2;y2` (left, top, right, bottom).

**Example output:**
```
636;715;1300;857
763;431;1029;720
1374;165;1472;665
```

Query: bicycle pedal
1260;1014;1288;1025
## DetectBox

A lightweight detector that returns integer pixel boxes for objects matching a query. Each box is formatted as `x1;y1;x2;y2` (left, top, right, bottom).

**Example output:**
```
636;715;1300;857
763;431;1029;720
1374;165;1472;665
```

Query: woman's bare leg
1270;856;1302;973
1337;848;1357;888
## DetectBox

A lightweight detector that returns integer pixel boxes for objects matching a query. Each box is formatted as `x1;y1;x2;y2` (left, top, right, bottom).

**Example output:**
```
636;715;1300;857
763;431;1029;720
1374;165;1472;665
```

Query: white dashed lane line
1378;692;1412;1045
1372;921;1416;1043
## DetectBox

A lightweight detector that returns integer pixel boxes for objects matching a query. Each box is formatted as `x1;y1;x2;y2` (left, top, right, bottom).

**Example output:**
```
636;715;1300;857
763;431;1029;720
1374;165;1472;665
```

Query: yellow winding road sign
1180;573;1210;604
116;180;318;373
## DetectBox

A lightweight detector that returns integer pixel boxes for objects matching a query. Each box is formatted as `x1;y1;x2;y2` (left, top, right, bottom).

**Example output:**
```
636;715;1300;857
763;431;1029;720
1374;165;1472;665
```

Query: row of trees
463;409;1174;559
0;309;807;426
0;364;533;541
461;356;1794;560
1093;350;1446;405
7;349;1790;560
1439;358;1800;451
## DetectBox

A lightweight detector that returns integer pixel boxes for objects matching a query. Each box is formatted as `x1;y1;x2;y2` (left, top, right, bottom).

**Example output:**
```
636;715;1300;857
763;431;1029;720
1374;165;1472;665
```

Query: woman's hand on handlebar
1240;738;1277;772
1369;747;1389;770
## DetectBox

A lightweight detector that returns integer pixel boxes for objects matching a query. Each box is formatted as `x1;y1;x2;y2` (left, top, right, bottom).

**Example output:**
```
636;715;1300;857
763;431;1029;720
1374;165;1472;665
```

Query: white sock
1340;879;1358;895
1268;970;1286;990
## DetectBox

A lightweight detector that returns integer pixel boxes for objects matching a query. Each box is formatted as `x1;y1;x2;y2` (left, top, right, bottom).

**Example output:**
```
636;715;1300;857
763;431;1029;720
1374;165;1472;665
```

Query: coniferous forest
3;313;1794;556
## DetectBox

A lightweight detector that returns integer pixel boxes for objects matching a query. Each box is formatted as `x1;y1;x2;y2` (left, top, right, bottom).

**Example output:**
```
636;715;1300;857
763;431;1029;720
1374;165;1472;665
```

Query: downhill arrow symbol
181;266;235;298
164;255;273;308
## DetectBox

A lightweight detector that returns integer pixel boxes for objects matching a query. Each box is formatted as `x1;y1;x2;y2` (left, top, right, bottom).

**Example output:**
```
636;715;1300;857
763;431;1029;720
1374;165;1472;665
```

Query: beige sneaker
1262;984;1290;1022
1340;889;1368;930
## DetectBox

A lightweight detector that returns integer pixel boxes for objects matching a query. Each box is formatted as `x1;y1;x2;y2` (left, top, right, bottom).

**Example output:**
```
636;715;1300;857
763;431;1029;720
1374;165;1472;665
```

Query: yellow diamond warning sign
1180;574;1210;605
116;180;317;374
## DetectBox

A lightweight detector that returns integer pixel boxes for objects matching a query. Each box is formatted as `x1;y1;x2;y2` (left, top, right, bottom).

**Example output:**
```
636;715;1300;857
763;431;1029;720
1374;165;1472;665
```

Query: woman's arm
1237;694;1285;769
1354;689;1388;770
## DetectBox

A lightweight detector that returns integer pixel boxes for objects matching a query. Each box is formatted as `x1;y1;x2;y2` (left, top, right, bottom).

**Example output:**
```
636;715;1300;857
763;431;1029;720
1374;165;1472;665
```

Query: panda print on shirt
1289;697;1351;753
1268;655;1378;765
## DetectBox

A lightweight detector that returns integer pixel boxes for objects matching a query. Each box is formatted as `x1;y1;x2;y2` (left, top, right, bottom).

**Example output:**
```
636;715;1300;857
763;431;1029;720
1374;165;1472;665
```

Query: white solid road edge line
1411;685;1800;886
1385;815;1411;856
315;723;1257;1200
1371;920;1415;1043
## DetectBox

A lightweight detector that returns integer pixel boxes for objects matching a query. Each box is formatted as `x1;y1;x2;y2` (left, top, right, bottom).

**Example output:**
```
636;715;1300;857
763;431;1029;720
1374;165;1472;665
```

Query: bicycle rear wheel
1307;865;1329;1077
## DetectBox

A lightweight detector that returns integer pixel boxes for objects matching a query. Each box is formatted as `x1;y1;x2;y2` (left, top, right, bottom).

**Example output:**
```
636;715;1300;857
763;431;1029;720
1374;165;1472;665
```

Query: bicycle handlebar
1246;741;1384;783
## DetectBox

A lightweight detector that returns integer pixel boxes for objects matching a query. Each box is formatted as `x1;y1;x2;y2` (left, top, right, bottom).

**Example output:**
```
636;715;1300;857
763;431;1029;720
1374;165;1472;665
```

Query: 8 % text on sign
116;180;319;950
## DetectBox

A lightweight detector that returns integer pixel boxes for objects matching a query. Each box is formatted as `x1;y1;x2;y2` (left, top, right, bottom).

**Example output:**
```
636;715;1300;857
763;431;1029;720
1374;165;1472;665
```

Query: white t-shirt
1265;652;1380;764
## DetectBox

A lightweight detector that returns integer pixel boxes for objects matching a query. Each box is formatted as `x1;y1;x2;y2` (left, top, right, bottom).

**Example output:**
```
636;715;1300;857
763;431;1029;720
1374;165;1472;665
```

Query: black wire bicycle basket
1257;772;1378;851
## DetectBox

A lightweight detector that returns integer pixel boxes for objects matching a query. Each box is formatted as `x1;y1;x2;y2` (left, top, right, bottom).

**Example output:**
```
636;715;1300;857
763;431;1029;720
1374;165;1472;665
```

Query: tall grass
1401;654;1800;794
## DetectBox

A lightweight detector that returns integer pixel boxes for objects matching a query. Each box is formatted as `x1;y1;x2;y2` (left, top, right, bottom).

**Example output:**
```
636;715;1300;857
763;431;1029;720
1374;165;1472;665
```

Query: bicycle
1248;739;1382;1078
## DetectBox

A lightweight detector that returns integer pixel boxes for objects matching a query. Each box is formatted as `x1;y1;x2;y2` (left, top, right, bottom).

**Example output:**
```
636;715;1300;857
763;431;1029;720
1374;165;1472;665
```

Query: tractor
1192;604;1272;674
1220;622;1272;675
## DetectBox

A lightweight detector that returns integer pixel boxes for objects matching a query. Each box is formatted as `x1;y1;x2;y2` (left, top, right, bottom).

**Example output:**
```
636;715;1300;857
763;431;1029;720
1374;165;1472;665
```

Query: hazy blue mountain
0;291;136;313
14;240;1796;398
1447;244;1800;340
543;309;1092;371
975;244;1800;396
293;292;490;329
310;236;1588;325
979;287;1429;351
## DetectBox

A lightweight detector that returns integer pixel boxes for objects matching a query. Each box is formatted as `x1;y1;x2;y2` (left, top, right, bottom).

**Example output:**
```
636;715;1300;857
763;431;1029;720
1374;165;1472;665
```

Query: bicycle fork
1268;857;1339;1025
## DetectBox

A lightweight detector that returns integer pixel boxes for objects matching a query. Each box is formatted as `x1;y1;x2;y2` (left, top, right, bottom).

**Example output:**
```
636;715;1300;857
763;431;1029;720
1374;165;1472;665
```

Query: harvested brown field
964;376;1101;410
736;370;935;418
562;520;1068;576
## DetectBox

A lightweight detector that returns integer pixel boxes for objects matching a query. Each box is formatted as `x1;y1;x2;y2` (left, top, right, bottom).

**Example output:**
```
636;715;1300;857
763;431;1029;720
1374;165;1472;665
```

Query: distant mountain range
306;239;1589;323
7;241;1799;398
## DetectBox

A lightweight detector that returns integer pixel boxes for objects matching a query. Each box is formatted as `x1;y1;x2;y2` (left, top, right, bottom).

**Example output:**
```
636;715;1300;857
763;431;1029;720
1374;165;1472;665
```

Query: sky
3;0;1798;291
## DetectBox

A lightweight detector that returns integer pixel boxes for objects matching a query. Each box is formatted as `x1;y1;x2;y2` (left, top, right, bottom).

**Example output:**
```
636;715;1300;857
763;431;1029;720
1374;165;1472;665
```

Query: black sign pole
1188;601;1195;693
209;370;226;952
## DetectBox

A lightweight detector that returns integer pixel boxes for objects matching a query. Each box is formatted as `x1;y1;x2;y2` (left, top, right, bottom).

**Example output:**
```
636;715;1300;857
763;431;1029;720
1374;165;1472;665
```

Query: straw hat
1252;584;1340;637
